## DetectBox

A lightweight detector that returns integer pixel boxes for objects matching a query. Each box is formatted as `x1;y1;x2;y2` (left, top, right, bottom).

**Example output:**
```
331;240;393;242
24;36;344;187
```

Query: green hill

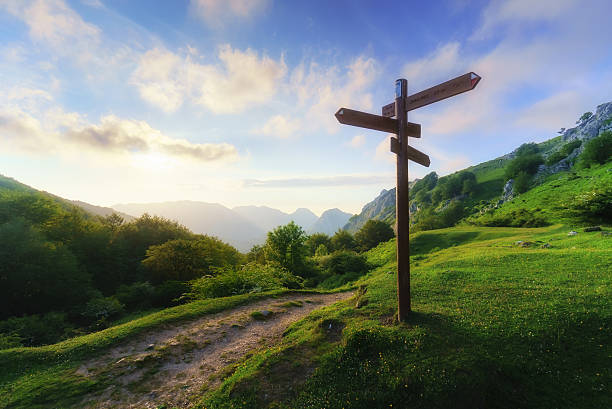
344;102;612;232
199;225;611;408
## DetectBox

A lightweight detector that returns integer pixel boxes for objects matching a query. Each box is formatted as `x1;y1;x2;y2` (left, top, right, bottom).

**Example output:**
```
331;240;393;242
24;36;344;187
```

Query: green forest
0;181;393;349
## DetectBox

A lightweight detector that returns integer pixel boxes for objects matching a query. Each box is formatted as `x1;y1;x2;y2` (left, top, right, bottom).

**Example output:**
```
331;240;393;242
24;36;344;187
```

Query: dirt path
75;291;353;408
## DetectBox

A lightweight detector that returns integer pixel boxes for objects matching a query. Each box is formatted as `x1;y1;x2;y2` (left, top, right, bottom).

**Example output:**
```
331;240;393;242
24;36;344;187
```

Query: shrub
82;297;124;322
513;171;532;194
545;150;566;166
314;244;329;256
115;282;155;310
0;312;72;347
142;236;242;282
318;251;370;275
505;153;544;179
566;182;612;222
355;220;394;252
330;229;357;251
545;140;582;166
189;263;302;299
471;209;549;228
152;280;190;307
578;131;612;168
0;333;22;349
515;142;540;157
305;233;332;256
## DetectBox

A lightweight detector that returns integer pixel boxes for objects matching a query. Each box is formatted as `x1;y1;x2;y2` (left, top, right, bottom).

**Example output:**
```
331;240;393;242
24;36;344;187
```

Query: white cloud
290;56;378;133
404;0;612;138
0;106;238;163
132;45;286;114
473;0;579;40
190;0;269;27
402;42;464;91
1;0;101;63
348;134;365;148
253;115;300;139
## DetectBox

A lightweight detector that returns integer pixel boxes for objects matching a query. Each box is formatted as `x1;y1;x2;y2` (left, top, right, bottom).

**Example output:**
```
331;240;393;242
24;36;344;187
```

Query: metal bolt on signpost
335;72;481;321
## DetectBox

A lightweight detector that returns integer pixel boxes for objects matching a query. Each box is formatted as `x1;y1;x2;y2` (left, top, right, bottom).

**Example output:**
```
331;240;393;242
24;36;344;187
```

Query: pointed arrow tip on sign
334;108;344;123
470;72;481;88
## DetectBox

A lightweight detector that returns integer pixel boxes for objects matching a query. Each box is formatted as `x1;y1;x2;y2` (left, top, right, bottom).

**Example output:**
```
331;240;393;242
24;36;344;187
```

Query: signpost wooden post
335;72;481;321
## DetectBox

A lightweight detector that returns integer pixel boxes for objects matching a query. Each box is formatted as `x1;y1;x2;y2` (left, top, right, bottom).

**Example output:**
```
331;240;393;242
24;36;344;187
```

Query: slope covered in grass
199;225;611;408
470;163;611;226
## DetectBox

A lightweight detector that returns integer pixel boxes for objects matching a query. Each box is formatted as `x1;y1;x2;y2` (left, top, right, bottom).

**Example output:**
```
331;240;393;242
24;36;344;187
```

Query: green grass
474;163;611;225
0;288;337;409
198;225;611;408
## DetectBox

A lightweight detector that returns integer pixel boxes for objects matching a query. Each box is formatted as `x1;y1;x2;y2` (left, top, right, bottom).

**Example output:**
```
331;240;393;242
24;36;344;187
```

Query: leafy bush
305;233;332;256
566;182;612;222
142;236;242;282
152;280;190;307
471;209;549;228
578;131;612;168
577;111;593;124
431;171;476;204
0;333;22;349
115;282;155;310
513;171;532;194
314;244;329;256
545;151;566;166
355;220;394;252
82;297;124;322
546;140;582;166
505;153;544;179
410;172;438;198
331;229;357;251
189;263;302;299
0;312;72;347
318;251;370;275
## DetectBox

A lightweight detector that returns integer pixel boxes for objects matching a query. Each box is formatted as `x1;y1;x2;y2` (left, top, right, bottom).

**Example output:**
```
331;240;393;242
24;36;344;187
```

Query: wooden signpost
335;72;481;321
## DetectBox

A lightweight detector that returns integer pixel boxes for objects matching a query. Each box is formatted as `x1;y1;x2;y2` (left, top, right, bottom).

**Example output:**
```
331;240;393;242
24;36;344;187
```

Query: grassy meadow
199;225;611;409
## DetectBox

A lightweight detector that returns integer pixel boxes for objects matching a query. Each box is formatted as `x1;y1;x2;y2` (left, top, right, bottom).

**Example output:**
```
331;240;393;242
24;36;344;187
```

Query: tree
578;131;612;167
264;222;308;274
330;229;357;252
513;171;531;194
314;244;329;256
246;244;266;264
305;233;332;256
505;154;544;179
410;172;438;198
577;111;593;124
514;142;540;157
114;214;193;282
355;220;395;251
0;219;93;319
142;236;242;282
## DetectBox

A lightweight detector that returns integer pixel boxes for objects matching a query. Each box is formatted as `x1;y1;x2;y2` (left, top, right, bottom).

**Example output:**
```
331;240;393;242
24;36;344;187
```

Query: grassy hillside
198;225;611;408
469;163;611;226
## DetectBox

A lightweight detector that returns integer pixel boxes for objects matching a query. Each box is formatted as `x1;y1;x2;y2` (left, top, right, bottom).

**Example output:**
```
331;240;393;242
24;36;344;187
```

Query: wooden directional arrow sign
382;72;481;114
382;102;395;118
390;137;430;167
335;108;421;137
405;72;481;111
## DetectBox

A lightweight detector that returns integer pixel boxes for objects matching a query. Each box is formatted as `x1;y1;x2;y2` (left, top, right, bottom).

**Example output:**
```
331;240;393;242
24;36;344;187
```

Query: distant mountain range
112;201;353;252
308;208;352;235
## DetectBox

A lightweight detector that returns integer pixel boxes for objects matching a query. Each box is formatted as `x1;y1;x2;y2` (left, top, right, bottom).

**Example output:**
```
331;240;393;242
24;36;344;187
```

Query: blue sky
1;0;611;214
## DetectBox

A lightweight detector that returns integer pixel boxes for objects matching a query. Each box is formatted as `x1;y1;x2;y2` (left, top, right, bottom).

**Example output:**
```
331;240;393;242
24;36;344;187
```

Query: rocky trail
74;291;353;408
